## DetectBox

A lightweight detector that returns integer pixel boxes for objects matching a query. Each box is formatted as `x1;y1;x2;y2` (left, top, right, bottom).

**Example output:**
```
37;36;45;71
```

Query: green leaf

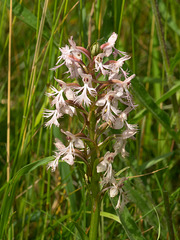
0;156;53;239
1;0;51;40
73;221;89;240
132;82;180;124
139;152;174;172
115;166;130;177
131;77;179;142
159;0;180;36
111;200;146;240
170;51;180;73
44;212;77;235
124;182;160;232
35;98;48;127
100;211;121;223
60;162;77;212
119;207;146;240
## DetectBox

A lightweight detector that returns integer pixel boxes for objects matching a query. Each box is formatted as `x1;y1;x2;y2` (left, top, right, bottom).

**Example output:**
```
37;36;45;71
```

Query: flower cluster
44;32;137;209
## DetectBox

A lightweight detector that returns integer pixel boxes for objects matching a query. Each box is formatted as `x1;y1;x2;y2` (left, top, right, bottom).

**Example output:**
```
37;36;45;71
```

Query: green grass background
0;0;179;239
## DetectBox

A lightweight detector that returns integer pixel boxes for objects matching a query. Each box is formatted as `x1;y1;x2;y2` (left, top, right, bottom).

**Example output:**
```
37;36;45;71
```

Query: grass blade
132;81;180;123
0;156;53;239
111;202;146;240
131;76;179;142
1;0;52;41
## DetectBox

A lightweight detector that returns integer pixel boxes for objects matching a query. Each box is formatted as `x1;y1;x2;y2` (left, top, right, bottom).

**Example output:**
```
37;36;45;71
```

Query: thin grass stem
7;0;12;184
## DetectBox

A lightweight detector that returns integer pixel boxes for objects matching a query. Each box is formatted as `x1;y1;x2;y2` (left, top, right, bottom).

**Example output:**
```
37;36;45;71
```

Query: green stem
89;161;101;240
151;0;170;80
89;195;100;240
88;102;101;239
163;191;175;240
151;0;179;114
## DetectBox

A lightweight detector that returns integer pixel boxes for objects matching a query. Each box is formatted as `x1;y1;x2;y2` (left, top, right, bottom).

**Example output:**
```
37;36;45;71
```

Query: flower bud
91;42;100;57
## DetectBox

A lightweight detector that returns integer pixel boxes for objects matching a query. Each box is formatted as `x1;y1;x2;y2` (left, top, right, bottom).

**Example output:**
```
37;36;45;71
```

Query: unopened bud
91;42;100;57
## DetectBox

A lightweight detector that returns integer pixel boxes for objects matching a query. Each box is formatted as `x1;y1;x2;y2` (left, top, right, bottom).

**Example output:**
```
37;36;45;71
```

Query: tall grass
0;0;179;239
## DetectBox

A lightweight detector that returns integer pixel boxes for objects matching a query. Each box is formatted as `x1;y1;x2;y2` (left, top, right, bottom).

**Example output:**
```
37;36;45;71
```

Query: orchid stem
89;102;100;239
89;160;100;240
